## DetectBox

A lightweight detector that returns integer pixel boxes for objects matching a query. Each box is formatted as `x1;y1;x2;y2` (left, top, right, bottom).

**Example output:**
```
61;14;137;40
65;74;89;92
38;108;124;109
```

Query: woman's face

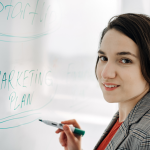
96;29;148;103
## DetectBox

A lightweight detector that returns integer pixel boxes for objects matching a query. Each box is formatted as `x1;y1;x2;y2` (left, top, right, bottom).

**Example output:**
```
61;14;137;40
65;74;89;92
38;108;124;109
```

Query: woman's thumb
63;125;74;141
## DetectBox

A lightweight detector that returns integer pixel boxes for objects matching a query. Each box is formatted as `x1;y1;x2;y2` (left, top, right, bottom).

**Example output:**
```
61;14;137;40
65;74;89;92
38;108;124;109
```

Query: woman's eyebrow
98;50;137;58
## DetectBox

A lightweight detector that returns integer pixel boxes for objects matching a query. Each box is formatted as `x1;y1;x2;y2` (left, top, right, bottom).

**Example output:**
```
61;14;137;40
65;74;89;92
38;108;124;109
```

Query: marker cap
74;128;85;136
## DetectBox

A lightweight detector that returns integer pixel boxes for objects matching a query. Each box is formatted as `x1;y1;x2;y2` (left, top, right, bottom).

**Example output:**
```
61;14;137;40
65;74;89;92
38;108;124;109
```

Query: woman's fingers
55;128;63;133
63;125;76;142
61;119;81;129
59;131;67;146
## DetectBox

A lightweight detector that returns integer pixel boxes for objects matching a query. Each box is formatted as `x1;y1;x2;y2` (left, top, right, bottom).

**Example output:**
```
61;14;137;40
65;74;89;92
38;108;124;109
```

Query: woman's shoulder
129;109;150;137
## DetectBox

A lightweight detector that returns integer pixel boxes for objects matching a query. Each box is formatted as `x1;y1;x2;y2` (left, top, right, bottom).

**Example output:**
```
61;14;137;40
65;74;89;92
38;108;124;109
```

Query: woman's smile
102;82;120;91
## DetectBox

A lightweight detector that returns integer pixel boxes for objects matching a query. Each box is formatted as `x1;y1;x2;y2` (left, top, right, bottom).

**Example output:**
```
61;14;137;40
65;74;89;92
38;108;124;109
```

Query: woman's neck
118;85;149;123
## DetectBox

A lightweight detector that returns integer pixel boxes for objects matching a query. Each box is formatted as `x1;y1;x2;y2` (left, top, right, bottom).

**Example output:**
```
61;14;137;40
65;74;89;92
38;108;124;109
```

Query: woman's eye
99;56;107;61
121;59;132;64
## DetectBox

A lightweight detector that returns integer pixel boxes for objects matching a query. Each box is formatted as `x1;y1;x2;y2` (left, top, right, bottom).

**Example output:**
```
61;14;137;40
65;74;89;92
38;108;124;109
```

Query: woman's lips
103;84;120;91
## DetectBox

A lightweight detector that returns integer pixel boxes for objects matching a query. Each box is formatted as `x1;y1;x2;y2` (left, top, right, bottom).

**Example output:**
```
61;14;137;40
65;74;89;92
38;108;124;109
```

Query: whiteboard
0;0;119;149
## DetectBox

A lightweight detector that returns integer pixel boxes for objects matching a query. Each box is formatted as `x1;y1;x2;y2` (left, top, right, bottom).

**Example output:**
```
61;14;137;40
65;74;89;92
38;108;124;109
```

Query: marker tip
39;119;42;122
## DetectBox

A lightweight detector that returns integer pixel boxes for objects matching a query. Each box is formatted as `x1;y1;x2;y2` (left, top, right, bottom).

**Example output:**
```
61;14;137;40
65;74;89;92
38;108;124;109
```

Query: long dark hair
95;13;150;86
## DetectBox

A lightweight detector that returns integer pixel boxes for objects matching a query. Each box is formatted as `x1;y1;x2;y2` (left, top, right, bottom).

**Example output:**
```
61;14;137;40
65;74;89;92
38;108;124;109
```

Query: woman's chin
103;95;118;103
105;99;116;103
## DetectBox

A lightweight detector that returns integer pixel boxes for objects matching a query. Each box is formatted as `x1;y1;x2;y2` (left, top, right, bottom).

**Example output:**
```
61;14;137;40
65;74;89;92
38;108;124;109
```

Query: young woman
55;13;150;150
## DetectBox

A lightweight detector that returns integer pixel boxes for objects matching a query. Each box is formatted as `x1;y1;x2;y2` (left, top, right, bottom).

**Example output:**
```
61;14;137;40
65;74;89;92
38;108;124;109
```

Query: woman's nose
101;62;116;79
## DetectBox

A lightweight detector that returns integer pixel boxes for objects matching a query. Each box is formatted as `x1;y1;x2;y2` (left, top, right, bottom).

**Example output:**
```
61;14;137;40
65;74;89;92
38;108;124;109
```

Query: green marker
39;119;85;136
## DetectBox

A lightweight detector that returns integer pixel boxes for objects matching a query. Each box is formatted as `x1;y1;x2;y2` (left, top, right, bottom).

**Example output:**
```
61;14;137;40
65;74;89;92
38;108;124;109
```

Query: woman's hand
55;119;82;150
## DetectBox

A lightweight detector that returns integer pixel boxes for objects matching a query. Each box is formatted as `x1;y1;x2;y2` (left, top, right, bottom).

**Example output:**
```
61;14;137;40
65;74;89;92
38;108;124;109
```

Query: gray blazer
94;91;150;150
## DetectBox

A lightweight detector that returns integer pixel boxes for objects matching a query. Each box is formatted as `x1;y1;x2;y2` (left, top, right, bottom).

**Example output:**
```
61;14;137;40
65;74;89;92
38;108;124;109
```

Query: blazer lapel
93;111;119;150
105;115;130;150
